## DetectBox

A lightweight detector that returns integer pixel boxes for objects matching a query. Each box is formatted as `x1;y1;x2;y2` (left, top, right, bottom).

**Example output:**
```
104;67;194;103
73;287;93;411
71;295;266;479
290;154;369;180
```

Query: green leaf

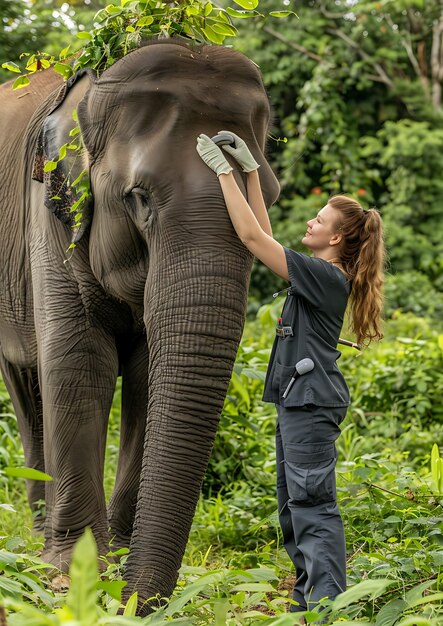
59;45;71;60
431;443;443;492
69;191;89;213
5;467;53;481
396;618;433;626
406;592;443;608
43;160;58;172
71;170;88;188
53;63;73;79
96;580;127;602
58;144;67;161
123;591;138;616
12;75;30;90
232;0;258;10
332;579;394;611
186;5;200;16
204;2;213;16
209;21;238;36
105;4;123;15
231;582;275;592
202;25;225;44
136;15;154;27
375;599;407;626
66;528;99;626
269;10;297;18
77;31;92;41
225;7;257;18
1;61;22;73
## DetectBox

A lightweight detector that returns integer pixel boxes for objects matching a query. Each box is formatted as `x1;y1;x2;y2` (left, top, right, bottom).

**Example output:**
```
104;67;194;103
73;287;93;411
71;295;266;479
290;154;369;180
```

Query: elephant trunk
124;238;252;614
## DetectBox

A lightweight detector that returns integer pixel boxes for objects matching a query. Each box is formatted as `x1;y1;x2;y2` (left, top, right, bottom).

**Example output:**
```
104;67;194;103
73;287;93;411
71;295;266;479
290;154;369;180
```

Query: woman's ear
329;232;343;247
33;69;96;244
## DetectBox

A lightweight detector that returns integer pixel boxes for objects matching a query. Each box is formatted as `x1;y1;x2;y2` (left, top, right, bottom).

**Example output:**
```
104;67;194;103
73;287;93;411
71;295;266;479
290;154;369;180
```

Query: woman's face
302;203;341;255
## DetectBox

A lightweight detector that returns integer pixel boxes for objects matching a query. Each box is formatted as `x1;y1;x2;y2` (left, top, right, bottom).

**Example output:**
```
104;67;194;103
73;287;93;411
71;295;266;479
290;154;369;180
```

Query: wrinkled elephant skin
0;41;279;614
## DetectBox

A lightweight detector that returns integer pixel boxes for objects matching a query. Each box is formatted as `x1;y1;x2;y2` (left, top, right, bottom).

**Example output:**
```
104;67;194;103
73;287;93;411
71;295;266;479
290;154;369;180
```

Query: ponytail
328;195;386;347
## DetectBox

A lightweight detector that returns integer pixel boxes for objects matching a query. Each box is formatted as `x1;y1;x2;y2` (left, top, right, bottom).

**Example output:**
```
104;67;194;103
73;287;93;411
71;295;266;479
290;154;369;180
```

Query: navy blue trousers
276;404;347;621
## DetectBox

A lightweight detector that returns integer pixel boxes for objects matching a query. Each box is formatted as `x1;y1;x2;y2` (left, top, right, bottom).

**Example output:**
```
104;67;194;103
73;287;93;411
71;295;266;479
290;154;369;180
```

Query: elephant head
36;40;279;614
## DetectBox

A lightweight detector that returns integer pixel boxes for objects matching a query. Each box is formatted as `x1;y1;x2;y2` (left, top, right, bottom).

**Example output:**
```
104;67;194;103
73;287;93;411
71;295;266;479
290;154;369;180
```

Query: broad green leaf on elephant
59;46;71;60
136;15;154;27
210;22;238;37
232;0;259;10
12;75;30;90
225;7;259;18
66;528;99;626
69;192;89;213
5;467;53;481
201;26;224;44
53;63;73;80
1;62;21;73
43;161;58;173
332;579;394;611
105;4;123;16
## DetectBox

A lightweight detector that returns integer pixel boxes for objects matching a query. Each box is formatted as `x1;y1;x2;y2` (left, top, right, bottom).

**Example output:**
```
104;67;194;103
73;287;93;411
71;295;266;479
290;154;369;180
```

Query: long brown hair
328;195;386;346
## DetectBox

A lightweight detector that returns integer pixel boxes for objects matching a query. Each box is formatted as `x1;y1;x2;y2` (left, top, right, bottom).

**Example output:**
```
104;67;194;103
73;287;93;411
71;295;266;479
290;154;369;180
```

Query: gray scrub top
262;247;351;408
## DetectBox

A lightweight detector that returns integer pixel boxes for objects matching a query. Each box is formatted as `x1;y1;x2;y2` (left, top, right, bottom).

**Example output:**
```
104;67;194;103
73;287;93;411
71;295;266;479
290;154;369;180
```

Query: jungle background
1;0;443;624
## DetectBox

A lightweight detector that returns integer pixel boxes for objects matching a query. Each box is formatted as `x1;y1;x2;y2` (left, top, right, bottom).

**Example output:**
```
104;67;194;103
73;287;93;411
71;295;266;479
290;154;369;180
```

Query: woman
196;132;385;622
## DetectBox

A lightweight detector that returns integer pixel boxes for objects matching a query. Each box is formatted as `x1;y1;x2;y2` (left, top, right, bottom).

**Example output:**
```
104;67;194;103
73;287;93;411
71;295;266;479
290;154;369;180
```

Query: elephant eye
124;186;156;228
132;186;150;199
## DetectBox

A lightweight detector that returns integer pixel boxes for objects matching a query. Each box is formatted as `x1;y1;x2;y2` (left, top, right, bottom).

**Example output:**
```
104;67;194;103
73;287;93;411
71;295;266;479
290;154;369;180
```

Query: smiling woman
196;132;386;623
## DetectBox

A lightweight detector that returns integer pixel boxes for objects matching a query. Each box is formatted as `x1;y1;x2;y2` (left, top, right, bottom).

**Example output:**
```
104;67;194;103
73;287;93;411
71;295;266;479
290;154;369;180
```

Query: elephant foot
41;546;72;575
41;536;110;578
51;574;71;593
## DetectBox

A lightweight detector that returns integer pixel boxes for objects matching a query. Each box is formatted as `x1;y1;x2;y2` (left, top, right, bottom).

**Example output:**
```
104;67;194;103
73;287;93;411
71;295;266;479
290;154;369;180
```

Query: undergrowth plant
2;311;443;623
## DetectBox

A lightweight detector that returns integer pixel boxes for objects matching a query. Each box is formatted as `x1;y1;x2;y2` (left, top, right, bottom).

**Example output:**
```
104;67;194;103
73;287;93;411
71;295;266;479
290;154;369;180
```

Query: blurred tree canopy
232;0;443;310
1;0;442;319
0;0;99;81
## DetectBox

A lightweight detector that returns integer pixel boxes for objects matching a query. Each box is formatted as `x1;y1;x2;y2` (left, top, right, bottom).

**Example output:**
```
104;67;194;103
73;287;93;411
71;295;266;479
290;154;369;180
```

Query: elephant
0;39;279;614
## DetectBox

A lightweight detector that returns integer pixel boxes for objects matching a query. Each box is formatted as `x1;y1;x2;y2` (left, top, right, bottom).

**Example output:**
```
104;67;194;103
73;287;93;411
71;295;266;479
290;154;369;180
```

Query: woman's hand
196;134;233;177
216;130;260;173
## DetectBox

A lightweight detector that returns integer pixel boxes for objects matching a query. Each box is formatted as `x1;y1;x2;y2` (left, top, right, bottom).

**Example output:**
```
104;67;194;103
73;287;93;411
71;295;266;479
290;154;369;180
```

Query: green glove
216;130;260;173
196;134;233;177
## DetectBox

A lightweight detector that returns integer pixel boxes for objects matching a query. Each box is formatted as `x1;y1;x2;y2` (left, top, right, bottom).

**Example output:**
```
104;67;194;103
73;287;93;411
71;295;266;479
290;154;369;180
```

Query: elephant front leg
0;352;45;533
108;336;148;548
40;329;119;572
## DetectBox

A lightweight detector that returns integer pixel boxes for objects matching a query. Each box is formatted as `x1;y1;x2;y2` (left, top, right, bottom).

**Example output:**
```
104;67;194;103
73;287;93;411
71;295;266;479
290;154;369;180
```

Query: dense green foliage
1;312;443;623
1;0;443;624
230;0;443;312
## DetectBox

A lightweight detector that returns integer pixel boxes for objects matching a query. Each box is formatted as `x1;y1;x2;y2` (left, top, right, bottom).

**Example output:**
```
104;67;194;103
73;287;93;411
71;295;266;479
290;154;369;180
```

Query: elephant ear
33;69;96;244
